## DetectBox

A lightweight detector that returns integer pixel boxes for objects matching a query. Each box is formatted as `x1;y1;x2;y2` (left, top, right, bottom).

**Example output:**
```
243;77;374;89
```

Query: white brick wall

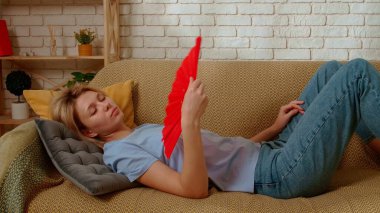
3;1;379;61
202;4;236;15
1;1;380;106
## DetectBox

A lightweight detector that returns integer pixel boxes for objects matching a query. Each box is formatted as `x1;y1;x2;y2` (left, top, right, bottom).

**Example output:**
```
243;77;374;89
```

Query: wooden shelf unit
0;1;120;135
0;115;35;125
0;56;105;135
0;114;35;135
0;56;104;60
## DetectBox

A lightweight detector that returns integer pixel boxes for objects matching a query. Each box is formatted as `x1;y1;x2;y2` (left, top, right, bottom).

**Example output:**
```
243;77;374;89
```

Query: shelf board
0;56;104;60
0;115;35;125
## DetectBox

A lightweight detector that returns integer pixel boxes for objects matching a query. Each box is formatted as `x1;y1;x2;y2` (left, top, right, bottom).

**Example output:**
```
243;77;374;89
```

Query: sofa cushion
23;90;58;120
24;80;136;128
34;118;140;195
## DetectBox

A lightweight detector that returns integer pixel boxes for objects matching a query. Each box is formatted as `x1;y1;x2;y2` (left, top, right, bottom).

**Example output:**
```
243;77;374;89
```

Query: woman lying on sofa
52;58;380;199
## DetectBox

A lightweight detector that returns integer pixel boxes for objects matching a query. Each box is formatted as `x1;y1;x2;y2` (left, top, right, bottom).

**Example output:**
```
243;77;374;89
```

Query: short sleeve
104;142;159;182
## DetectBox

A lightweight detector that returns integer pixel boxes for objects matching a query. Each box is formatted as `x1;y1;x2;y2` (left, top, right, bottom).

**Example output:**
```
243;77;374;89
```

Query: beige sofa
1;60;380;212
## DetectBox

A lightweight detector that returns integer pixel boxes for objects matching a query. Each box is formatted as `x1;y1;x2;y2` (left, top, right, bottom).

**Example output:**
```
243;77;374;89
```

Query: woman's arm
138;160;207;198
180;78;209;197
138;78;209;199
250;100;304;142
250;126;280;143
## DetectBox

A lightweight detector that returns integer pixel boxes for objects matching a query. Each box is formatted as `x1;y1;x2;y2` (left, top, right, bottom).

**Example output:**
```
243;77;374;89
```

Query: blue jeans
254;58;380;199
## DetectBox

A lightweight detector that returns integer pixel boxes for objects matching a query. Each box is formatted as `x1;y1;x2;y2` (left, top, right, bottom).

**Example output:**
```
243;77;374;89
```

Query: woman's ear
82;129;98;138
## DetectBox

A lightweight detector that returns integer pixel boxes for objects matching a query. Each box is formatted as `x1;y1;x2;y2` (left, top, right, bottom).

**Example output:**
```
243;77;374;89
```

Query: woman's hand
250;100;304;143
271;100;304;133
182;78;208;126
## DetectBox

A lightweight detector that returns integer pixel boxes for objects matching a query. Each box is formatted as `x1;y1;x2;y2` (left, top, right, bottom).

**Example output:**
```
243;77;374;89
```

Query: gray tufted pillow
34;118;140;195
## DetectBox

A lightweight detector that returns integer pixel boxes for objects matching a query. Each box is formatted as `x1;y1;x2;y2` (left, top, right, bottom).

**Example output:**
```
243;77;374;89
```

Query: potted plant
65;71;96;88
74;28;96;56
5;70;32;119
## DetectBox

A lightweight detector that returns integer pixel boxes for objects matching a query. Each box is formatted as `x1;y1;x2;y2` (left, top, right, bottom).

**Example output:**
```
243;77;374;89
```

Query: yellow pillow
23;80;135;128
23;90;58;120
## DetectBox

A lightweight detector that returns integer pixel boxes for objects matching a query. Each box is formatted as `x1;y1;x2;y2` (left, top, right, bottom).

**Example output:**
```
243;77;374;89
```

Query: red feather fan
162;36;202;158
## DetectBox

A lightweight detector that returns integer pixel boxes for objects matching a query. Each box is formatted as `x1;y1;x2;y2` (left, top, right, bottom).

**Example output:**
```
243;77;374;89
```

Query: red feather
162;36;202;158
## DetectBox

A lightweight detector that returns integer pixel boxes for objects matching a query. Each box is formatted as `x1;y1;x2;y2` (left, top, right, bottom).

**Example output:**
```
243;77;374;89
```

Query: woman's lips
111;107;119;117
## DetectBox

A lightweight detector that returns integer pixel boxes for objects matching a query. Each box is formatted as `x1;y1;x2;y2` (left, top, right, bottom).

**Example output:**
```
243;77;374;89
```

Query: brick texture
2;2;378;62
1;1;380;106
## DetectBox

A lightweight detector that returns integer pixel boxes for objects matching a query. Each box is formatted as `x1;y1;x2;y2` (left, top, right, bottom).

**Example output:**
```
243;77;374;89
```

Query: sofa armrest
0;121;63;212
0;121;38;182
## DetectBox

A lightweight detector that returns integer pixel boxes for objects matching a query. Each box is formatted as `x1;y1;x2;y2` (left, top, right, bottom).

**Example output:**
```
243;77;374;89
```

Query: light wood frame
0;1;121;129
104;0;120;65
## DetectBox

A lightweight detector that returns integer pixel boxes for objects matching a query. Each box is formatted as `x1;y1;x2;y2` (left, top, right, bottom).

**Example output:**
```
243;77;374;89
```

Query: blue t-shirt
103;124;261;193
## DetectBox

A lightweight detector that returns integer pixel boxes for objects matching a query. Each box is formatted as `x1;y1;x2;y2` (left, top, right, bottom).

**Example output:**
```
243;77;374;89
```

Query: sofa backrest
90;60;321;136
89;60;380;169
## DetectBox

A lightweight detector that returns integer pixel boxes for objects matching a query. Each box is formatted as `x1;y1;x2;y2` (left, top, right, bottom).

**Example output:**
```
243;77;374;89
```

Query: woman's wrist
265;125;281;139
181;118;201;130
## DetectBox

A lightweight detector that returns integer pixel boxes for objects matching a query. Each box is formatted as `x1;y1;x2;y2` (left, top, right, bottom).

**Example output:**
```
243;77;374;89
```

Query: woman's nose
100;102;111;111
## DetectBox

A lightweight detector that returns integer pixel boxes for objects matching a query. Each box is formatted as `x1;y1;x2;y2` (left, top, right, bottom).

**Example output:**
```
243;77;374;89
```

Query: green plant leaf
74;28;96;45
65;72;95;88
66;80;75;88
84;73;95;81
72;72;85;82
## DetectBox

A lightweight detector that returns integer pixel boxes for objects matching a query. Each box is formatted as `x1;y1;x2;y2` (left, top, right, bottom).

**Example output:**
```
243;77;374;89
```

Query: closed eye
89;107;96;116
88;93;105;116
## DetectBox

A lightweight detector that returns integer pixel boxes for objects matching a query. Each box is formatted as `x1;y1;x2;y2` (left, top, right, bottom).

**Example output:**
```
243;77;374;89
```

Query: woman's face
75;90;124;138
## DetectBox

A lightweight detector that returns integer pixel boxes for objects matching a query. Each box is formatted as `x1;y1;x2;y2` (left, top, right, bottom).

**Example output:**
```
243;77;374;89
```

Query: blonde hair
51;85;105;144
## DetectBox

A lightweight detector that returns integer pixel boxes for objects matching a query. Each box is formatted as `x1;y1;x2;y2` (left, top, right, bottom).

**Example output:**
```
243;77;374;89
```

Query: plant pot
11;102;29;120
78;44;93;56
